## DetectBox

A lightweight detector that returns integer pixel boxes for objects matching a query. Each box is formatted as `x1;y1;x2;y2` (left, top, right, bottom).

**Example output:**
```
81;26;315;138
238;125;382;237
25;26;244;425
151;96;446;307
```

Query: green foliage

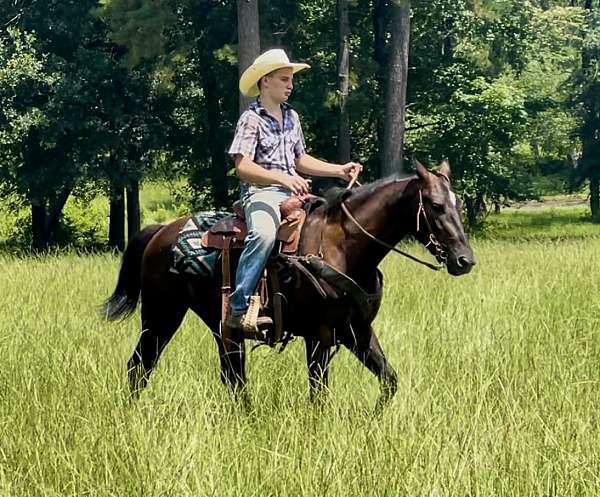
572;5;600;186
409;73;533;204
94;0;176;68
0;195;30;250
1;0;598;245
0;181;187;251
56;198;109;250
406;1;589;223
0;28;60;198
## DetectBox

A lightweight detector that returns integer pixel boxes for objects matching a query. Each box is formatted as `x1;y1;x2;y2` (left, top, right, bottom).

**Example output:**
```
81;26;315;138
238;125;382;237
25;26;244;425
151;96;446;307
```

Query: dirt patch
510;198;587;209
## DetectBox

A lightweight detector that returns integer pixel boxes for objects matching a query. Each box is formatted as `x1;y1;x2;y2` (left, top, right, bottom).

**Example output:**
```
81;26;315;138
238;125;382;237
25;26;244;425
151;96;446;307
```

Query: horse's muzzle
446;252;476;276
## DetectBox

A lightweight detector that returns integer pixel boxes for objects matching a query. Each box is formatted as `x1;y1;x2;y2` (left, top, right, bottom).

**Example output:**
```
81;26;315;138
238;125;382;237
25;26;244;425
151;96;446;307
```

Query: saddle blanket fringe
170;211;230;277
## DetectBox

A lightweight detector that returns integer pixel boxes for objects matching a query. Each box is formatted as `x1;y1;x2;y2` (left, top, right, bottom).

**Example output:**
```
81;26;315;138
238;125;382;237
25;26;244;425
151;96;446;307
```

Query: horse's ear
413;158;431;183
439;159;451;179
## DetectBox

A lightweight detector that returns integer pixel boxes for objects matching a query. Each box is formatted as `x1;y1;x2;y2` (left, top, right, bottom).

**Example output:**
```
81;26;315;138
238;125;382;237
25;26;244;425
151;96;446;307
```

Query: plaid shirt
228;100;306;188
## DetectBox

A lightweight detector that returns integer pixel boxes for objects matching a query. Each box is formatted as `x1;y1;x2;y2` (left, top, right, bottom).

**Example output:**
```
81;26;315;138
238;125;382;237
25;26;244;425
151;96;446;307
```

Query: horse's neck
332;178;418;275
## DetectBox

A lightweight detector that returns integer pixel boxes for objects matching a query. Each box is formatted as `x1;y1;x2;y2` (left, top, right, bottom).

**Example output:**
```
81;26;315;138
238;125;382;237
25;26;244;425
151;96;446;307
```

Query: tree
98;0;239;208
337;0;351;163
0;0;160;249
0;21;106;249
578;1;600;220
237;0;260;115
381;0;411;176
0;28;62;249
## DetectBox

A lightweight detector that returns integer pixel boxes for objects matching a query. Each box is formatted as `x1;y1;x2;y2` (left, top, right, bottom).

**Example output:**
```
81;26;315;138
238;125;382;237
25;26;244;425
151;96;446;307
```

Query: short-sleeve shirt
228;100;306;192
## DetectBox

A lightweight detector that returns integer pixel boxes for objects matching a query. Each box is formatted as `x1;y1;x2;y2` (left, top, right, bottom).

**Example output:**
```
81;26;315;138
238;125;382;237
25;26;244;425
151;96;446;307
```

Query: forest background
0;0;599;251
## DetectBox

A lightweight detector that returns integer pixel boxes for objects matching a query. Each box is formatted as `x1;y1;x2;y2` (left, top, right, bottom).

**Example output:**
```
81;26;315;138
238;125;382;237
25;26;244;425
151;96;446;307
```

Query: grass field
1;227;599;495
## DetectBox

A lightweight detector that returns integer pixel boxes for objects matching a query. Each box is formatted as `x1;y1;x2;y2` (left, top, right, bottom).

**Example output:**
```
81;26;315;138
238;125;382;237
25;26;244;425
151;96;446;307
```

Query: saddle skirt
201;195;314;254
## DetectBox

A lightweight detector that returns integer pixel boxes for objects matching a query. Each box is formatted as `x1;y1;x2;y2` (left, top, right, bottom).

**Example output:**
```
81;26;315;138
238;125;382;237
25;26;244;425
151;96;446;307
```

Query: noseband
340;189;446;271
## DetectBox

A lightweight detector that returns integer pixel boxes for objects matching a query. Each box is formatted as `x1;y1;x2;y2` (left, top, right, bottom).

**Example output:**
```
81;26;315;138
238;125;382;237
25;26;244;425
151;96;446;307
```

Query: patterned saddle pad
170;211;230;277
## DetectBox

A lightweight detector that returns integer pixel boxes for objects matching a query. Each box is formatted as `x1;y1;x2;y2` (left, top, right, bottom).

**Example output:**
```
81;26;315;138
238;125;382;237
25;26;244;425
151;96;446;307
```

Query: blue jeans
229;186;291;315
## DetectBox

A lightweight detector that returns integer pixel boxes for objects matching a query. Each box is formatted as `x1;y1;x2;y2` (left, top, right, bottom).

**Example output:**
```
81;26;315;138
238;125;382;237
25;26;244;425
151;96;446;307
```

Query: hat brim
239;62;310;98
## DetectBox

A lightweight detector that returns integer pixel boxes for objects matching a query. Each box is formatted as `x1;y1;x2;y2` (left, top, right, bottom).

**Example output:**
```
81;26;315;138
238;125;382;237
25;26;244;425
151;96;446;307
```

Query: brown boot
225;313;273;337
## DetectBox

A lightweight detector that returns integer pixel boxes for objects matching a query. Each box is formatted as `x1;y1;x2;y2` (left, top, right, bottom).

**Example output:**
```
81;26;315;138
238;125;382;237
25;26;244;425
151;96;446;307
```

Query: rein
340;180;445;271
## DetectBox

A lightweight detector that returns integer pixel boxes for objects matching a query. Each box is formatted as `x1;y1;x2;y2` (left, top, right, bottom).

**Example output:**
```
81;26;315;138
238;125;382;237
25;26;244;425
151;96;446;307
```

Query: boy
227;48;361;333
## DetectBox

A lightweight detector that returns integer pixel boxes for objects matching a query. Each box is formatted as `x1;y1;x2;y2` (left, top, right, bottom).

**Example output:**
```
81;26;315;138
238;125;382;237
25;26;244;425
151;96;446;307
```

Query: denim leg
229;188;290;315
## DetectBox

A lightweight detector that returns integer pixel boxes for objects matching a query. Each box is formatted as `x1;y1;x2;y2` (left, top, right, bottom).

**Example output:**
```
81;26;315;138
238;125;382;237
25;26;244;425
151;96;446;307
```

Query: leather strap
301;255;382;323
221;236;232;324
270;267;283;345
281;255;328;299
340;202;442;271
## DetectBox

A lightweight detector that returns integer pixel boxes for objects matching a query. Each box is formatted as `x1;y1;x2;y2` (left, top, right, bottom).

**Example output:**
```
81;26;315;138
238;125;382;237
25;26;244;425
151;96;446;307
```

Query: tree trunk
109;182;126;251
46;186;71;244
29;185;72;251
442;16;454;58
372;0;388;177
337;0;351;164
464;196;478;228
381;0;411;177
127;179;141;242
591;175;600;221
201;59;229;208
31;201;48;251
237;0;260;115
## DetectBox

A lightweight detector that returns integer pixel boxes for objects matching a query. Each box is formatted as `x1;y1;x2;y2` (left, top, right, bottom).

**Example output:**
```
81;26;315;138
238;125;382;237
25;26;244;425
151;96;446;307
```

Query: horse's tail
102;224;164;321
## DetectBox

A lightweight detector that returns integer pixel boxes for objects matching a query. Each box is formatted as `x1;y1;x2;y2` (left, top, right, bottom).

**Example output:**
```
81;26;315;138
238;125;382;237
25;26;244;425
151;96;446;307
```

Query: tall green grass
1;237;599;496
479;205;600;241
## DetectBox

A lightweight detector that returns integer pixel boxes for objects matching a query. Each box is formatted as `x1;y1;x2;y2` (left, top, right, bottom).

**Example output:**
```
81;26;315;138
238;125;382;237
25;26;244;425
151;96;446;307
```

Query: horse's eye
432;202;444;211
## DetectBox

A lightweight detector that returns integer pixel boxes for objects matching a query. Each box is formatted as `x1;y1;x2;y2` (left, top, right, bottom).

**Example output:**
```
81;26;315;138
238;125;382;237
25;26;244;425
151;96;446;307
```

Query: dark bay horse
103;160;475;407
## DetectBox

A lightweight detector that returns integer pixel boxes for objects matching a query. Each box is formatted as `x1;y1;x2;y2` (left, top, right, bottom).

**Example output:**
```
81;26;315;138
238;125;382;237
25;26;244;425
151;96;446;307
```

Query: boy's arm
295;154;362;181
234;155;310;195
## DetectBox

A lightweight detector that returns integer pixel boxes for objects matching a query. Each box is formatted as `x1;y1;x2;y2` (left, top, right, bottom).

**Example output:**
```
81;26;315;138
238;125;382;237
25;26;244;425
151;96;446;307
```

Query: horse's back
142;217;190;283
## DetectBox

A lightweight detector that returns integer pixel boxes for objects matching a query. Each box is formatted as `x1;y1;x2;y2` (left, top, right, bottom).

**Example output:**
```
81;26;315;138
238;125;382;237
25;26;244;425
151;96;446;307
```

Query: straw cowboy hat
239;48;310;97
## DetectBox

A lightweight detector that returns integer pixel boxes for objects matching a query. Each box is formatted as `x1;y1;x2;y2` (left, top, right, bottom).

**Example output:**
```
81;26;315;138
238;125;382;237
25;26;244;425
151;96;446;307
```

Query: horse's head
413;159;475;276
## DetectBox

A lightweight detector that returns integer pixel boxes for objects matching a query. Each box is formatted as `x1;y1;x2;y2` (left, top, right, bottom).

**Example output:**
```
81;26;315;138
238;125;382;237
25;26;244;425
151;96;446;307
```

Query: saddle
201;195;309;254
201;195;316;346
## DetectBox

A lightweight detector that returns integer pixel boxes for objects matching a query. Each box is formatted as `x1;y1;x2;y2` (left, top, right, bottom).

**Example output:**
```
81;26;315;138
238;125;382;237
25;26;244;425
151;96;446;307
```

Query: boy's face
261;68;294;103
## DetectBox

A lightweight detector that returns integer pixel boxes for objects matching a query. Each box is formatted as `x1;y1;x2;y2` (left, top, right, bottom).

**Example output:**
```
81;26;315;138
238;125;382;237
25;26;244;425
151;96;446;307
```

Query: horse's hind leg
344;324;398;410
128;297;187;395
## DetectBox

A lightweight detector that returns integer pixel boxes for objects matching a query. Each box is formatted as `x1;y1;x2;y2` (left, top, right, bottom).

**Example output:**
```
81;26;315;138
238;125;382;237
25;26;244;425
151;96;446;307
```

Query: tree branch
405;120;444;132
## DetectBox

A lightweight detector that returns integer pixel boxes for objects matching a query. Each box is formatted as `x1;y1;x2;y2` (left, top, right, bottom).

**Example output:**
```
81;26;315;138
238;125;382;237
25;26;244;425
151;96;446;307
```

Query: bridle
340;182;447;271
415;190;448;265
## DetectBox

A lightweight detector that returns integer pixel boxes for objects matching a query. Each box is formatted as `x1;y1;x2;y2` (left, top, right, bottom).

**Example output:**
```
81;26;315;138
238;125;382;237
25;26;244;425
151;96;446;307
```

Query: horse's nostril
457;255;471;267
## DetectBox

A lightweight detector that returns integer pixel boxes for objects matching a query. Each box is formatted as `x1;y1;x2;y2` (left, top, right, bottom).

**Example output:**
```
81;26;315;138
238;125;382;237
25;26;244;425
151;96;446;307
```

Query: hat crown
253;49;291;66
239;48;309;97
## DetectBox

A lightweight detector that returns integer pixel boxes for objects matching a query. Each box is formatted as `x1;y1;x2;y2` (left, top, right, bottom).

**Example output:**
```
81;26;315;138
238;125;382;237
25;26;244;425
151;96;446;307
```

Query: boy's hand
279;173;310;195
340;162;363;182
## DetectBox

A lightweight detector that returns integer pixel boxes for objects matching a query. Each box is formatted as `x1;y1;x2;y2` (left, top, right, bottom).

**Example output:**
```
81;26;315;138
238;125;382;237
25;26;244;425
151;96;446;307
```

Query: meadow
1;199;600;496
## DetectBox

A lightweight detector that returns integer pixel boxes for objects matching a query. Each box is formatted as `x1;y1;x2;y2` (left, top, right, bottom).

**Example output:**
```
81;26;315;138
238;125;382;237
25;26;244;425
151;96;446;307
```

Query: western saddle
201;195;315;345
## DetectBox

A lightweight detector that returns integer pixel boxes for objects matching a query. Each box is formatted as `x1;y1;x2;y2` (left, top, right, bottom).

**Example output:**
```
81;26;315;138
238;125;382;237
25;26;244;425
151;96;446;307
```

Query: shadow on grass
472;206;600;242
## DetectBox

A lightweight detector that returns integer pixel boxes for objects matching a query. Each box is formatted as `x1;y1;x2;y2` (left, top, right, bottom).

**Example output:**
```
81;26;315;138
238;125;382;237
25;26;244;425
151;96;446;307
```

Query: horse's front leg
344;324;398;411
304;334;333;401
217;324;248;396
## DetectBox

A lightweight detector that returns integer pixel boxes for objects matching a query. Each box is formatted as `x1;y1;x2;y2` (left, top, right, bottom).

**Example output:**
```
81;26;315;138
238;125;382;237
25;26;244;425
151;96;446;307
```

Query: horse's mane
323;173;417;214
